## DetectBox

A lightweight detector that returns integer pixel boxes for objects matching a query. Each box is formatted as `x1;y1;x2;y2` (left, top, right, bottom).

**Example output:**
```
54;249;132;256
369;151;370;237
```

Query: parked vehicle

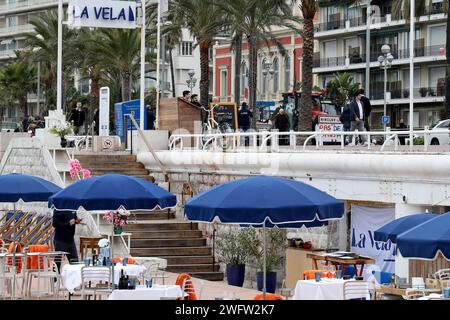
429;119;450;145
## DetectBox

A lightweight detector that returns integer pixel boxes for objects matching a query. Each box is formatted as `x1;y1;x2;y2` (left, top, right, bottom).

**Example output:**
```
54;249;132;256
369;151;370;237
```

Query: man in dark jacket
238;102;252;132
349;91;368;145
358;89;372;131
146;106;156;130
70;102;86;135
53;210;81;269
273;108;290;146
340;103;354;145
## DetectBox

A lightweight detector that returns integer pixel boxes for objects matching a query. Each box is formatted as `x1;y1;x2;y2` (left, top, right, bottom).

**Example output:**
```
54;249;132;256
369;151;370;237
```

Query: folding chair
343;281;370;300
80;266;112;300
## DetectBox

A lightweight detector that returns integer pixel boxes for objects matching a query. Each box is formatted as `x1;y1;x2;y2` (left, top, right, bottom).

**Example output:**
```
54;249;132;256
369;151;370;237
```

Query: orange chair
7;242;23;273
26;244;49;270
254;293;284;300
112;257;136;264
176;273;198;300
303;270;336;280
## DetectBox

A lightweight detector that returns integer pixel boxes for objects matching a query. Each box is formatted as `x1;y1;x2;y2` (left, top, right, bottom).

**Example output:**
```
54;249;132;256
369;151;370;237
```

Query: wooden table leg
313;259;318;270
358;264;365;277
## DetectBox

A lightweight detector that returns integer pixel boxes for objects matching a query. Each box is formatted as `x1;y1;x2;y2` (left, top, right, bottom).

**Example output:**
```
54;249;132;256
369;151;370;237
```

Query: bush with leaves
245;227;286;273
215;228;256;266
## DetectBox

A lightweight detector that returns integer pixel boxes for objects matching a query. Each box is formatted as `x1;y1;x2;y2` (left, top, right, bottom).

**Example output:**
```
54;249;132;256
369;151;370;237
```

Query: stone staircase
77;152;224;281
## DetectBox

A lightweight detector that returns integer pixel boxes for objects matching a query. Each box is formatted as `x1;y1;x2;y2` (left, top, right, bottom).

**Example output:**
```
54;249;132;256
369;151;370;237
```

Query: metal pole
383;64;387;131
409;0;415;151
263;225;267;300
140;0;146;130
57;0;63;113
155;0;162;130
365;1;372;97
37;61;41;116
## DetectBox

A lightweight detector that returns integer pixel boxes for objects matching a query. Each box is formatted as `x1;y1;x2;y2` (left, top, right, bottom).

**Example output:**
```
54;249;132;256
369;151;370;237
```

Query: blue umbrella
47;174;177;293
185;176;344;299
185;176;343;225
374;213;439;243
0;173;62;202
48;174;177;211
396;213;450;260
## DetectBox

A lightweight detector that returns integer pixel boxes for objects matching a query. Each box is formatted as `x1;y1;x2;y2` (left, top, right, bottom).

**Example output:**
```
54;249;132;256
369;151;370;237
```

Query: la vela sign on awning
67;0;137;29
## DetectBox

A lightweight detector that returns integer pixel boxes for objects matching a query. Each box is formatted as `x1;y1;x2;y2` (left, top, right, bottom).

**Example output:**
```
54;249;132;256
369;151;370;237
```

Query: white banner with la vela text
351;205;396;276
67;0;137;29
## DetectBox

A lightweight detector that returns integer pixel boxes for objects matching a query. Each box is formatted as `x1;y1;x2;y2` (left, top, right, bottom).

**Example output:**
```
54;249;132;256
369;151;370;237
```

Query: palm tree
217;0;301;129
170;0;224;109
25;10;79;112
94;28;141;102
326;72;360;108
392;0;450;118
297;0;318;133
0;60;36;118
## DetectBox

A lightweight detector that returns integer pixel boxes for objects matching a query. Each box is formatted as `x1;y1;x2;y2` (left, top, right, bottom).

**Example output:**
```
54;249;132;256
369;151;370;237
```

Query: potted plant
103;208;132;235
247;228;286;294
216;228;254;287
49;121;74;148
419;87;428;98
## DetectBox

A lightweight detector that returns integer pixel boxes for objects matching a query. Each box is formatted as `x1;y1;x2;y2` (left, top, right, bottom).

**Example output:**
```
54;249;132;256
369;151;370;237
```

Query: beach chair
405;288;426;300
176;273;198;300
0;211;23;236
20;215;48;245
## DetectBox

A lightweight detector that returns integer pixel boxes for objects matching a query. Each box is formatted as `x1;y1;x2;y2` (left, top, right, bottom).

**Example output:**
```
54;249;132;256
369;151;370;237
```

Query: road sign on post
382;116;390;126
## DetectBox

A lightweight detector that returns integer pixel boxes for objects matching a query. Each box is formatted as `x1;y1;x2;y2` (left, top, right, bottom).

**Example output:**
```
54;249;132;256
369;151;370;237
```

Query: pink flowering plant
103;208;132;227
69;159;92;180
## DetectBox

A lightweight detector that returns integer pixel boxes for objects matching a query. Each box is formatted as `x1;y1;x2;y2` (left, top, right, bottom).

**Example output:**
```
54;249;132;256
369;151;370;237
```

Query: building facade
314;0;447;129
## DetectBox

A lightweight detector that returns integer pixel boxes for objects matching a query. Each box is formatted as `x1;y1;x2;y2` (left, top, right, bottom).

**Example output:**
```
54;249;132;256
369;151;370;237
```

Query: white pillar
140;0;146;130
57;0;63;113
394;202;431;279
155;0;161;130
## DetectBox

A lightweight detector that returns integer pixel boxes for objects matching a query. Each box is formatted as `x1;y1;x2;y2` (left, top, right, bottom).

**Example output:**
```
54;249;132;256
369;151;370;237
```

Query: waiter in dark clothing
238;102;252;132
146;106;156;130
53;210;81;269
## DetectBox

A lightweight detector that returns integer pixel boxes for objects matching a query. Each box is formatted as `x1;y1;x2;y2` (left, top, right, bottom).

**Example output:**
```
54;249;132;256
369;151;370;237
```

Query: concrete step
189;272;224;281
130;230;203;239
130;238;207;248
132;212;175;220
90;168;150;175
131;246;212;257
166;264;220;273
124;222;198;232
81;162;146;169
164;255;215;265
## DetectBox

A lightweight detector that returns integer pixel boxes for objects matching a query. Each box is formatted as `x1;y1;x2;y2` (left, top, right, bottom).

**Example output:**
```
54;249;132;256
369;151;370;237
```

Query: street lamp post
186;70;197;93
378;44;394;130
261;61;275;100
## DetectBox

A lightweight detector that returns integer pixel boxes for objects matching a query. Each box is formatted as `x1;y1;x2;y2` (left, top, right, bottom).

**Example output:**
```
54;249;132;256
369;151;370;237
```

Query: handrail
168;129;444;153
126;113;168;179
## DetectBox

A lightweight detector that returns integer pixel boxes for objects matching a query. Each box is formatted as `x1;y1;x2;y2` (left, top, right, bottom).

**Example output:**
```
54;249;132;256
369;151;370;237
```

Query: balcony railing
370;86;446;101
314;44;446;68
315;4;444;34
0;0;60;12
313;56;346;68
0;24;34;37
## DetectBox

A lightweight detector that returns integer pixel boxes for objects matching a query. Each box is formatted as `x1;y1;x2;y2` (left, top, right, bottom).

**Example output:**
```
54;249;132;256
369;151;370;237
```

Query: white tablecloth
61;263;146;294
108;285;183;300
293;279;370;300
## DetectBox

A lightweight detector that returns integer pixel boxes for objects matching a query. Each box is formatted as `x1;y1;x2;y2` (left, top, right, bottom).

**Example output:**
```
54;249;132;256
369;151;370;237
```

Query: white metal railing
0;24;34;37
168;127;442;153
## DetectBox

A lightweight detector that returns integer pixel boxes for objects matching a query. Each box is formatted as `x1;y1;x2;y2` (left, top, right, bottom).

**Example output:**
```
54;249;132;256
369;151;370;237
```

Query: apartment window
241;62;248;97
261;58;268;93
429;24;446;47
403;68;421;89
323;40;337;58
344;37;359;57
220;68;228;98
272;58;279;93
284;56;291;92
178;41;193;56
7;16;17;27
429;66;445;88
